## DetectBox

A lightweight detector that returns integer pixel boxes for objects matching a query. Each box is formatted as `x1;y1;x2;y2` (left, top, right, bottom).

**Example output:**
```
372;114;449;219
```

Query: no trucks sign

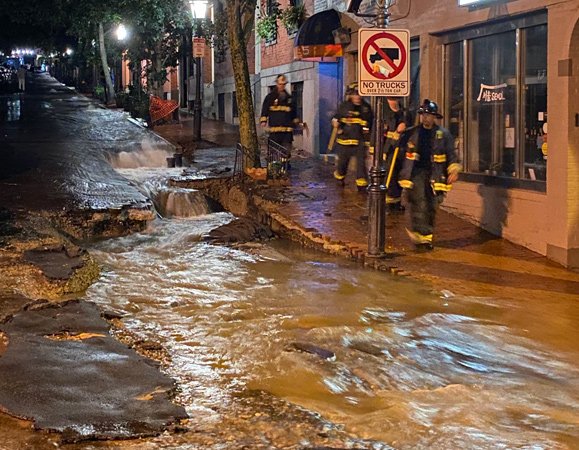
357;28;410;96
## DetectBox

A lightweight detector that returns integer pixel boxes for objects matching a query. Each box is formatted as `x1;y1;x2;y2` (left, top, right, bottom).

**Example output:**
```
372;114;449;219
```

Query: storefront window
445;41;464;164
468;31;516;176
409;38;420;120
443;16;548;185
523;24;548;181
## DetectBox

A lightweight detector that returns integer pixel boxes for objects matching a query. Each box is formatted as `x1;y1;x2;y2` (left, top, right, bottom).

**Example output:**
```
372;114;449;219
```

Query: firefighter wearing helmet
398;99;461;250
260;74;300;169
383;96;413;211
331;82;374;190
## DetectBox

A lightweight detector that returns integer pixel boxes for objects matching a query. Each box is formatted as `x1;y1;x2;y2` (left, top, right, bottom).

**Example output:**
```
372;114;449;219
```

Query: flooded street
1;74;578;449
75;165;579;449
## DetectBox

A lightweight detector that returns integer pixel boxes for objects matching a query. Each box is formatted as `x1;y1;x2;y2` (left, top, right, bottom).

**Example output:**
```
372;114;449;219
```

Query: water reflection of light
83;218;579;449
6;99;21;121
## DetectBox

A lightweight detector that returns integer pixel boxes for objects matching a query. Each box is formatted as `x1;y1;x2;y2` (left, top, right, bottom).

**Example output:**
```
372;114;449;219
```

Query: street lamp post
366;0;390;258
189;0;208;142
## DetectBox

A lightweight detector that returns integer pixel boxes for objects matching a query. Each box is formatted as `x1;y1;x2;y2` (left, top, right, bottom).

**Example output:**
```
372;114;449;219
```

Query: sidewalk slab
152;118;579;303
0;300;186;442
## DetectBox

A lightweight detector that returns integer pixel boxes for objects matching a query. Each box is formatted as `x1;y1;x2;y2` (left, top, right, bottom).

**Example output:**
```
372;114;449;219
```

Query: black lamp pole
189;0;207;141
193;51;202;141
367;0;390;258
192;20;203;142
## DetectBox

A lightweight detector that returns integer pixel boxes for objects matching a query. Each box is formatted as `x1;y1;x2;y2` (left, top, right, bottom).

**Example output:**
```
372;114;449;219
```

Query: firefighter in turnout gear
399;99;461;250
332;82;374;190
260;74;299;169
383;97;412;211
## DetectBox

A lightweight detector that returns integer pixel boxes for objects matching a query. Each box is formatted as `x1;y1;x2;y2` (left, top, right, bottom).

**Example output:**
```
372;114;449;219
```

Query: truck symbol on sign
369;48;399;63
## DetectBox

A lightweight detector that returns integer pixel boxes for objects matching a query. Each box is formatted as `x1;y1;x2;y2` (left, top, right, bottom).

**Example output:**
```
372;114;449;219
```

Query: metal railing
266;138;290;179
233;142;249;182
233;137;290;182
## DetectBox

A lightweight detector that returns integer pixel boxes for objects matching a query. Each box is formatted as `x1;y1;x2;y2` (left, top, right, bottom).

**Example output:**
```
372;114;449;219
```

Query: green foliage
280;4;306;34
256;15;277;41
120;0;188;95
93;85;105;101
115;91;129;108
124;85;150;121
256;3;280;41
195;17;228;61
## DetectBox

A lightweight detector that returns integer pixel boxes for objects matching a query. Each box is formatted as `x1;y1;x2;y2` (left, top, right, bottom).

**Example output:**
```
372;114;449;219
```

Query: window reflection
523;24;548;181
469;31;516;177
444;22;548;183
446;42;464;165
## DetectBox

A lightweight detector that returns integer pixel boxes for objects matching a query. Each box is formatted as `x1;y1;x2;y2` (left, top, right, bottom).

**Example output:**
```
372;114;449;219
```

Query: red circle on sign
361;32;407;80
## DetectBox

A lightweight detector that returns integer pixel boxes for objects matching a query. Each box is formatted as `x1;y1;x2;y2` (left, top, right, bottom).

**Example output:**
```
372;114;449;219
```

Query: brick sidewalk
280;158;579;301
154;118;579;302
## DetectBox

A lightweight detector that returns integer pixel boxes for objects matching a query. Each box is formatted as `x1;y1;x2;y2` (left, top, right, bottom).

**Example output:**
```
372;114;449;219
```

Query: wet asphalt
0;73;187;442
0;72;158;213
0;71;578;448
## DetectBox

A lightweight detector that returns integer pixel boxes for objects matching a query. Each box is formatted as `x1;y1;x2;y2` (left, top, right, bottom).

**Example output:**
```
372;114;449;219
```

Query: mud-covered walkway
0;73;187;443
0;73;578;449
157;116;579;306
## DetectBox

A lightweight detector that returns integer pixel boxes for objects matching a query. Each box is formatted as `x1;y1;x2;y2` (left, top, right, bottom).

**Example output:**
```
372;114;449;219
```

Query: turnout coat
333;100;373;146
260;90;298;140
398;125;461;193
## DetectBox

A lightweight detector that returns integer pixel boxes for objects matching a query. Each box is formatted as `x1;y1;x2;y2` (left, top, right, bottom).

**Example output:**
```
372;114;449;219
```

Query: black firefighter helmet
346;82;359;96
417;99;443;118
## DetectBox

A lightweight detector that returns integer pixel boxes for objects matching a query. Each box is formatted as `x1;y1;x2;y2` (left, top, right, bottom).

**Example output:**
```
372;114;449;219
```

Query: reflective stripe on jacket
260;90;298;135
398;125;461;193
332;100;373;147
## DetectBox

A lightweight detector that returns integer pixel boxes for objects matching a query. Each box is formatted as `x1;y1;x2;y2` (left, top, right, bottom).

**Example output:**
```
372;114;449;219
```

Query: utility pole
366;0;390;258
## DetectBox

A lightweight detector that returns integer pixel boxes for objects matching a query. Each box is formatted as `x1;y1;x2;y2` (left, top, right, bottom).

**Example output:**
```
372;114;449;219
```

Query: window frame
291;81;304;134
442;11;547;191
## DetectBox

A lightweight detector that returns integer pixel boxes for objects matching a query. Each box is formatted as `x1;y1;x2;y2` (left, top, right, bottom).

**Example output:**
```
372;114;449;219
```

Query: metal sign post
360;2;410;258
366;4;388;258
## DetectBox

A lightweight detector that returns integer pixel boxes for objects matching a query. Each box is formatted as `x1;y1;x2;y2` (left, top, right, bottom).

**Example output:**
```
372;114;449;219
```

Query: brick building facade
202;0;578;268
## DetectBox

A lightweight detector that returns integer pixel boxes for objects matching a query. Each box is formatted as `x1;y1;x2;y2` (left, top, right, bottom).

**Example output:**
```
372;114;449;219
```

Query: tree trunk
151;43;165;98
226;0;260;168
98;22;116;105
180;33;189;108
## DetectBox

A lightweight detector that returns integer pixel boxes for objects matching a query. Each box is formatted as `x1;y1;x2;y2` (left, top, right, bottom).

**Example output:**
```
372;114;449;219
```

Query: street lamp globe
189;0;208;19
116;24;128;41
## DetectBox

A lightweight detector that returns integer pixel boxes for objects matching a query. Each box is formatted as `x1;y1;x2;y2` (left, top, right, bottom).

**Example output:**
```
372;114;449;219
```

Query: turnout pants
269;132;293;171
407;168;441;240
269;132;292;157
334;142;367;187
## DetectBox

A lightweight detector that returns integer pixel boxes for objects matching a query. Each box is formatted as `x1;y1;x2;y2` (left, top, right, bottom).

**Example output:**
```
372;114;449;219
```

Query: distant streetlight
116;24;128;41
65;48;73;56
189;0;208;141
189;0;208;19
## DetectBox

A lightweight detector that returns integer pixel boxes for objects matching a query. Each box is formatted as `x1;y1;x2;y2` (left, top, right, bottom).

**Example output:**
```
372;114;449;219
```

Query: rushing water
73;164;579;449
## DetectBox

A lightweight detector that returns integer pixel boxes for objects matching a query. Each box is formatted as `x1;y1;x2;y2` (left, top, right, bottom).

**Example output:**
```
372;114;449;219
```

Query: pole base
365;251;386;260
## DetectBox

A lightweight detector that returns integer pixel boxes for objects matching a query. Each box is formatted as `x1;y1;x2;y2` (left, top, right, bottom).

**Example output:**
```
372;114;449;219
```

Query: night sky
0;0;74;53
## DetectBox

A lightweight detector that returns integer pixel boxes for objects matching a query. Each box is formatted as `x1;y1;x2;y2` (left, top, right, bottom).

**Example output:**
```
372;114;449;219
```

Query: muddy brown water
80;216;579;449
85;165;579;449
1;163;578;449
